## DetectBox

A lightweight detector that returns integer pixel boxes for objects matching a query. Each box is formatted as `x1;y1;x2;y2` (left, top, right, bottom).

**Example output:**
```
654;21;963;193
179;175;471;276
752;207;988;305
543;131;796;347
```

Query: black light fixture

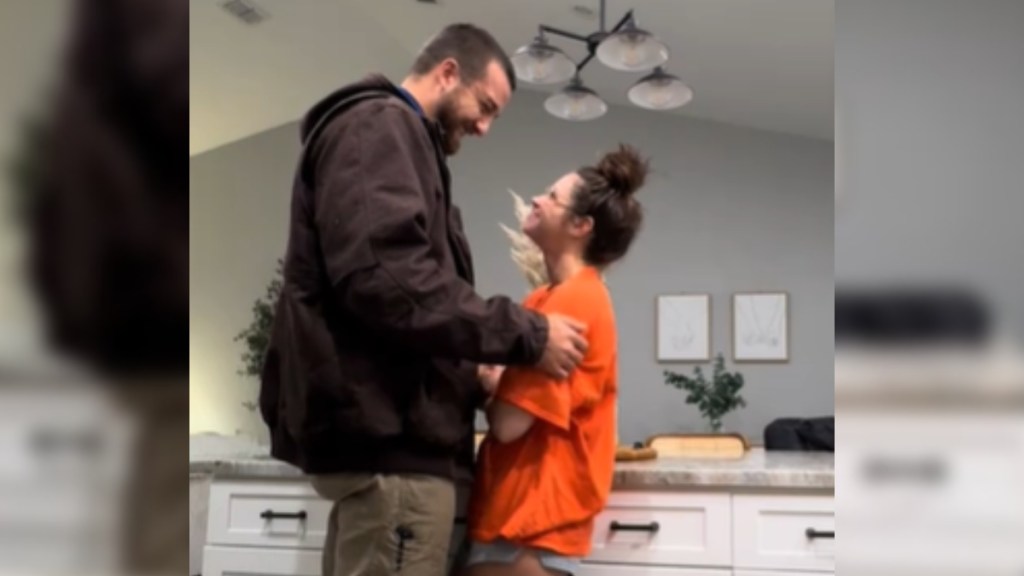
512;0;692;120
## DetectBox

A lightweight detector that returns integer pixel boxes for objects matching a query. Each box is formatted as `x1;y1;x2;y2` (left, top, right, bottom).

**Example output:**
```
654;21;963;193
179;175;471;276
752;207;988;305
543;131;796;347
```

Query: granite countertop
612;450;833;489
190;435;833;489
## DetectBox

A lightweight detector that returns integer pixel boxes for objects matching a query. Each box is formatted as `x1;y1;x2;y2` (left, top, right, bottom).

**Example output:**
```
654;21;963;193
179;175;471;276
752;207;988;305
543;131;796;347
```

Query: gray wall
190;122;295;436
190;90;834;444
836;0;1024;338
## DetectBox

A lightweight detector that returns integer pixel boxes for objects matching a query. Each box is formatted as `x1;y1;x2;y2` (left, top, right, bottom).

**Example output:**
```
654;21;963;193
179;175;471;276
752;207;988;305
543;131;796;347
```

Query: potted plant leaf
663;353;747;434
233;259;283;441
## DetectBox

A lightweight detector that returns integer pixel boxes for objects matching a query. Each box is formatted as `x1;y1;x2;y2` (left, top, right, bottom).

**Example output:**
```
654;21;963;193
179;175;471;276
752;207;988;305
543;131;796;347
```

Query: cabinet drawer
586;491;731;567
737;565;831;569
580;565;729;576
202;545;320;576
733;494;834;572
206;480;332;549
838;412;1024;572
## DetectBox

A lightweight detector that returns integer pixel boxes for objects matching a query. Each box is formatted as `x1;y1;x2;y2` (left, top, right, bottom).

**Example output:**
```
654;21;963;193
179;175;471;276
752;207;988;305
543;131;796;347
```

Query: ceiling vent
221;0;269;25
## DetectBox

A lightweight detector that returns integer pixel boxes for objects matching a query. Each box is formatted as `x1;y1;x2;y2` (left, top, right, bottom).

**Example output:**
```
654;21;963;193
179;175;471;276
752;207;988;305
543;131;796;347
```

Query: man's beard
436;94;464;156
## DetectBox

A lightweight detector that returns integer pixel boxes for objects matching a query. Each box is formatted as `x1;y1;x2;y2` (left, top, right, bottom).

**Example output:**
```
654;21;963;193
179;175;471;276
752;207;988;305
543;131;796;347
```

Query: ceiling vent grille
221;0;268;25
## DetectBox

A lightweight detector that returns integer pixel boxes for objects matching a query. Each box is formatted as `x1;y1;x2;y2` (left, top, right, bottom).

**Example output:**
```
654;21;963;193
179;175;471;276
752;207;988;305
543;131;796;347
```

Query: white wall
189;90;834;443
836;0;1024;338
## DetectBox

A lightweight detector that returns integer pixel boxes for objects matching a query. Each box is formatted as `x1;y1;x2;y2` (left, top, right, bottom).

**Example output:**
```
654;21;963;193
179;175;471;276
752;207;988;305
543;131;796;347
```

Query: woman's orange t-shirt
467;266;617;557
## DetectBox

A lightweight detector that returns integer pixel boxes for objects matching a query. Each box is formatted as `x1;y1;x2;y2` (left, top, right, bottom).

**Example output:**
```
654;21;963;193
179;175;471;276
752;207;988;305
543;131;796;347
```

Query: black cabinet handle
610;521;660;533
260;509;307;521
805;528;834;539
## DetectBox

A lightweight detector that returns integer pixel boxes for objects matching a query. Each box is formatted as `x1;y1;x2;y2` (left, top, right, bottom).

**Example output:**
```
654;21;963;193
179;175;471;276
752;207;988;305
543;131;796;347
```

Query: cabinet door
202;546;320;576
839;412;1024;573
732;494;834;572
579;564;730;576
190;475;210;576
737;565;831;569
206;480;332;549
587;491;732;567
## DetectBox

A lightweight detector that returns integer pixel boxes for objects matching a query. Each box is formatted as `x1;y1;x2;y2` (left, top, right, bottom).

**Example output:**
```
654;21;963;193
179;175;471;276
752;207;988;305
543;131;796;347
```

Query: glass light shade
510;37;576;85
544;81;607;121
627;68;693;110
596;26;669;71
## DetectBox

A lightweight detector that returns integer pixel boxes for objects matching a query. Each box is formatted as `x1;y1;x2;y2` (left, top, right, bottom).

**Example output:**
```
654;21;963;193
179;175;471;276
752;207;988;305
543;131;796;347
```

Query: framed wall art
656;294;711;362
732;291;789;362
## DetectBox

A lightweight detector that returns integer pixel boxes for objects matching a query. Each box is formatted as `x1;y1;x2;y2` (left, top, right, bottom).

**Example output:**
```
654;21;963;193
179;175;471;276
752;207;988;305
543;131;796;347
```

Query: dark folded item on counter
835;288;988;346
764;417;834;452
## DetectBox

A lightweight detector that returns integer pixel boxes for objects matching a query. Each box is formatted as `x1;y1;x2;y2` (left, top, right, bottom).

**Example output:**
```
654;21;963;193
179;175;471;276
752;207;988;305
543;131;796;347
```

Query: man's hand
477;364;505;396
537;313;588;380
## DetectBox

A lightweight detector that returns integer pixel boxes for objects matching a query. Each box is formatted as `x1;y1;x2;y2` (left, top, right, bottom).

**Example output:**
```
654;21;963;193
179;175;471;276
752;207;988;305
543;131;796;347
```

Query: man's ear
437;58;461;90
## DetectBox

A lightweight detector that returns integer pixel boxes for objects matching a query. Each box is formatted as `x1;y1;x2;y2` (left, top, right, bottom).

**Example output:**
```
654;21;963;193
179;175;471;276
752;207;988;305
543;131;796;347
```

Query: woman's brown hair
570;144;649;267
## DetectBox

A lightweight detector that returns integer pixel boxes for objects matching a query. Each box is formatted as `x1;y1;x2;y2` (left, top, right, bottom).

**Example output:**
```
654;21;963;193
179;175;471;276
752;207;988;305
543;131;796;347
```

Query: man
22;0;188;573
259;23;589;576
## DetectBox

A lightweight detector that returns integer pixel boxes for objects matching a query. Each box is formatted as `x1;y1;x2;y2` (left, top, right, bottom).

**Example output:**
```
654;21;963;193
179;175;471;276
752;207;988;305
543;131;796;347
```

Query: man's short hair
411;23;517;91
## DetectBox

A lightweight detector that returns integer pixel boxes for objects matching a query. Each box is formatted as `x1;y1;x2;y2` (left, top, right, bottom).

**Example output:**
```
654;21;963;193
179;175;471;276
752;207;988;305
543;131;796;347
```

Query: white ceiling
190;0;833;156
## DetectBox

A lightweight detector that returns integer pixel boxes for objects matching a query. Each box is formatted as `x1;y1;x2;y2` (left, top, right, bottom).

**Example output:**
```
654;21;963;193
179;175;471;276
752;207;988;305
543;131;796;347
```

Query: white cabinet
0;385;132;575
202;481;328;576
732;494;835;572
579;565;729;576
201;478;833;576
191;475;211;575
735;571;826;576
836;412;1024;573
206;481;332;549
587;492;732;567
582;491;832;576
202;547;320;576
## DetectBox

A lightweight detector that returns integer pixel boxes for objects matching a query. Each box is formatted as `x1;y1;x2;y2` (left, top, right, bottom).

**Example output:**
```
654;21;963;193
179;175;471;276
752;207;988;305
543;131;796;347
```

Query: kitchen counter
190;438;833;490
612;449;833;489
190;435;834;576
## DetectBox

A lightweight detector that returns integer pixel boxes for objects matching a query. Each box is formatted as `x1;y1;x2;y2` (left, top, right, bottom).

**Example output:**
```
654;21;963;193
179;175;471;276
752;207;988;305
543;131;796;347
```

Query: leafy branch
663;353;747;432
234;259;283;410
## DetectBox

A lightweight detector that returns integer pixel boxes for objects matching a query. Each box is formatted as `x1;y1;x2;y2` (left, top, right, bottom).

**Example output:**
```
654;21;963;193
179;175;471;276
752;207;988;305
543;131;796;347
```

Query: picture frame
656;293;711;362
732;291;789;362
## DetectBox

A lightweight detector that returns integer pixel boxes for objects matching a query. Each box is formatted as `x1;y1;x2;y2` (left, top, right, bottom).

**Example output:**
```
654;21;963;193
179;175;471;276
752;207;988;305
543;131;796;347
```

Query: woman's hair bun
596;144;649;197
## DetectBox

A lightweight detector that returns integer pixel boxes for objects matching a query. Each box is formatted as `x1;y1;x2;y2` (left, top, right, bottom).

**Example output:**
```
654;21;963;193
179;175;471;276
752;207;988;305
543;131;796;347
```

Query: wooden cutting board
615;444;658;461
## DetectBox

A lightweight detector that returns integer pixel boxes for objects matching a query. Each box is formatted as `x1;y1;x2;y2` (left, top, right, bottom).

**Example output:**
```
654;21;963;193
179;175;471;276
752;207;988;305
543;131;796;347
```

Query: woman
464;144;649;576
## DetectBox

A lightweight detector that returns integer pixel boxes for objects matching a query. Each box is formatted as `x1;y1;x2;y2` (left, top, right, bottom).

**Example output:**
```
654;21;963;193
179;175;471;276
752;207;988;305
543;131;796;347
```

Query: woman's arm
486;399;536;443
481;364;536;442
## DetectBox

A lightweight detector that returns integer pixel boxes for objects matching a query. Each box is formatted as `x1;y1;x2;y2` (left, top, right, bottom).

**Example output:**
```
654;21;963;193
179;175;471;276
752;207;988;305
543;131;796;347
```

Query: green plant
234;259;283;411
663;353;747;432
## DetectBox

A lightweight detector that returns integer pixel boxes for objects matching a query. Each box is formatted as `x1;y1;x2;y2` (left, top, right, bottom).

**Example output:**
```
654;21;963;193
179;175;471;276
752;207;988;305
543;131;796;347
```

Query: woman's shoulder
567;267;612;301
547;269;612;317
522;284;553;308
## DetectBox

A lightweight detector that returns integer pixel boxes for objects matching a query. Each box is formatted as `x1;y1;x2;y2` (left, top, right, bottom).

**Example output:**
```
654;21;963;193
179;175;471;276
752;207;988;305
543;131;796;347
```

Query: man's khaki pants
311;473;456;576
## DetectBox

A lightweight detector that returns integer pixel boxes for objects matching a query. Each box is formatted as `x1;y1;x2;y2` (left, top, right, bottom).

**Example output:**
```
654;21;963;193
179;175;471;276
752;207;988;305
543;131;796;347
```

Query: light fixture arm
538;25;589;44
607;9;636;36
536;1;636;75
575;51;596;74
597;0;636;34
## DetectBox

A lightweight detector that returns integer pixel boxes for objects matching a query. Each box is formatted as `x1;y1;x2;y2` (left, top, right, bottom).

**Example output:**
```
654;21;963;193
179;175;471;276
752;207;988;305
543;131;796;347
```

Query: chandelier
510;0;693;121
